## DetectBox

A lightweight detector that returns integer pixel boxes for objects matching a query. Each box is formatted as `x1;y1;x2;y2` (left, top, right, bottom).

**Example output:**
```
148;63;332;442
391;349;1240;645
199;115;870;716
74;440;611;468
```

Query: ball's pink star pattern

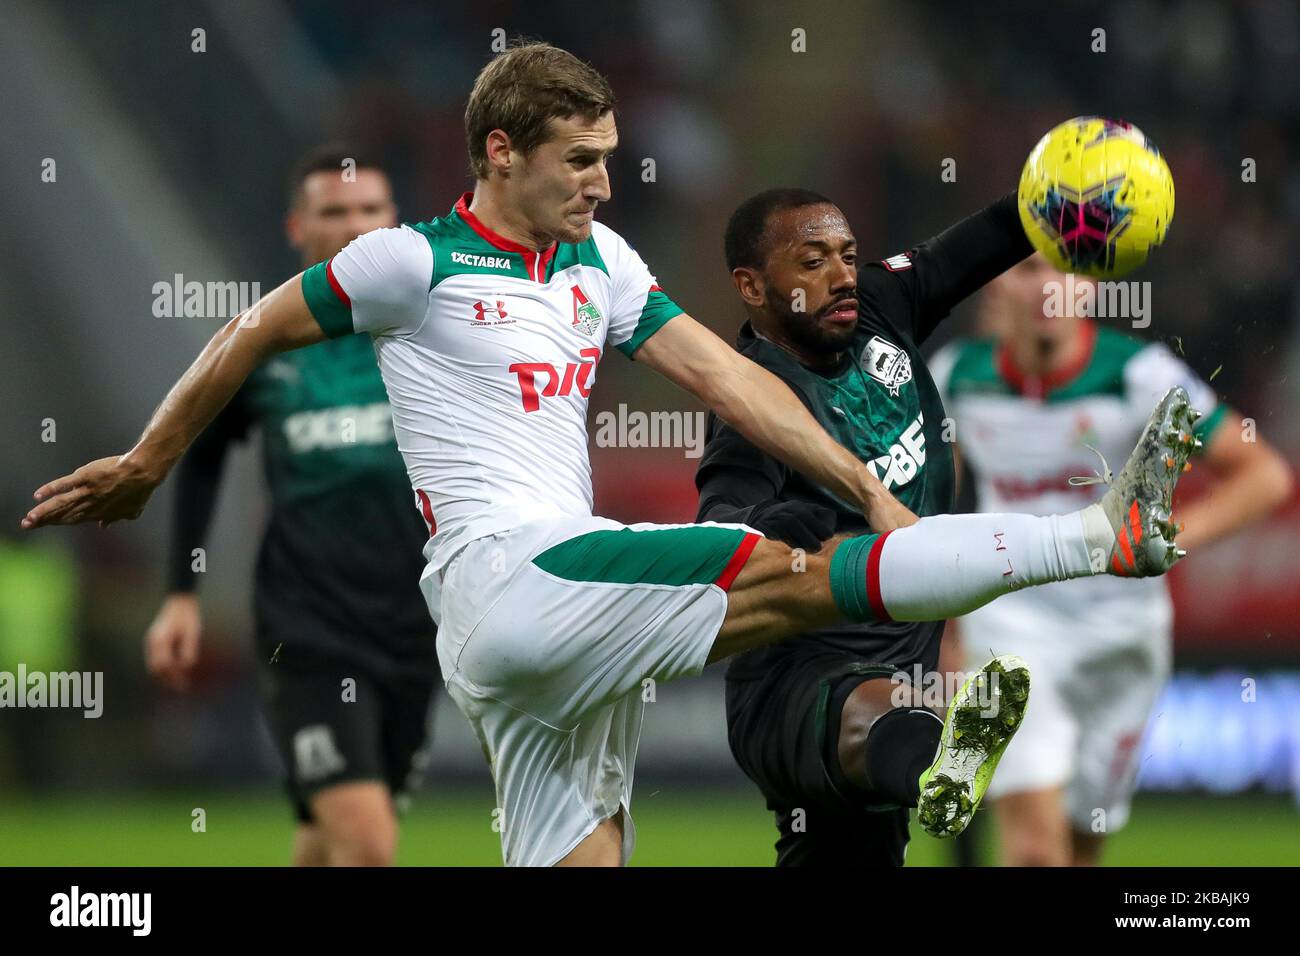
1034;183;1133;273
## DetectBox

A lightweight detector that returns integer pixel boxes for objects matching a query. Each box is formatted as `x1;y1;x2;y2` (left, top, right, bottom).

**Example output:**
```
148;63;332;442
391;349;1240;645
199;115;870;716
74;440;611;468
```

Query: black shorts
725;652;913;866
258;651;438;824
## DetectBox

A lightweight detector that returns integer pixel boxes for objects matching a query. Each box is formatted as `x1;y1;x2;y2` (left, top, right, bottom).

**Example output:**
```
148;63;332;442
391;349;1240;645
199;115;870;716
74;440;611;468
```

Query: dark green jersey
168;333;434;673
697;315;954;678
716;318;956;524
697;194;1030;677
242;334;410;504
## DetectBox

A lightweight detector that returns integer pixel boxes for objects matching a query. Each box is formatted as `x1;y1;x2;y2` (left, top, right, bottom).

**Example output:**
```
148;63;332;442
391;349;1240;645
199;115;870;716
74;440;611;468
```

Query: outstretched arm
22;276;324;530
860;192;1032;345
637;313;917;532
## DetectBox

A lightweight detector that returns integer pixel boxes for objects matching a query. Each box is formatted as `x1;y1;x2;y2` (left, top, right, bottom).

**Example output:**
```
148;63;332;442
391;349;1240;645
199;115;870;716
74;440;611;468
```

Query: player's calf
709;535;844;661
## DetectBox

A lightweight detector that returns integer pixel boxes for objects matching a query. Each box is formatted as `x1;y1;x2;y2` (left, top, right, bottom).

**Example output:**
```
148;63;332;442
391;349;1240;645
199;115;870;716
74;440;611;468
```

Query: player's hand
145;593;203;691
21;454;162;530
864;492;920;533
747;501;838;551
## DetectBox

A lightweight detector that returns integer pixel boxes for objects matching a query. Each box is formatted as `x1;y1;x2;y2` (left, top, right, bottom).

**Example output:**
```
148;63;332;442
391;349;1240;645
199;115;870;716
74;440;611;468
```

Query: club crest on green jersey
861;335;913;397
571;284;603;336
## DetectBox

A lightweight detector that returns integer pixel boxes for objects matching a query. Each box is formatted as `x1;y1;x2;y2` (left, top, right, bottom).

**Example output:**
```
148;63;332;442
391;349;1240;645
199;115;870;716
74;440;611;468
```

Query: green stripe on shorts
532;525;750;587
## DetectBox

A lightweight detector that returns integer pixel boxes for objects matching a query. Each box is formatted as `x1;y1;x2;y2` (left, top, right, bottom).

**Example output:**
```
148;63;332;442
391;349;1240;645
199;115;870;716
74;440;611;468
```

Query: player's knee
839;677;922;748
311;783;399;866
838;691;885;756
838;717;871;755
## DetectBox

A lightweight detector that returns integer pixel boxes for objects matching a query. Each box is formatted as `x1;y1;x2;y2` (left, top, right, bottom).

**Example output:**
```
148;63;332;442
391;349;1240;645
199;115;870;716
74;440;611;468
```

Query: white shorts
962;586;1172;832
422;514;761;866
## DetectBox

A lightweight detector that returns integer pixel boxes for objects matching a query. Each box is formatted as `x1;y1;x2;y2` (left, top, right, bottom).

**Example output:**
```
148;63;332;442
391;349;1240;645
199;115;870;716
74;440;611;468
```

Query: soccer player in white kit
932;253;1293;866
24;44;1205;866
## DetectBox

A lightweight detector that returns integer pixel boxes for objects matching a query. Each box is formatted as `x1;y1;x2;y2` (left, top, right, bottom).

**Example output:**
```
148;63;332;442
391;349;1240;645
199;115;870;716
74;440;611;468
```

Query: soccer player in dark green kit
698;189;1033;865
143;146;437;866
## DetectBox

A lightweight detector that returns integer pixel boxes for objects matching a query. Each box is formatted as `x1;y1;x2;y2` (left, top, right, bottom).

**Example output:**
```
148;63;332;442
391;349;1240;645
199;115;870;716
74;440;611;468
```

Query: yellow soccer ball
1018;117;1175;278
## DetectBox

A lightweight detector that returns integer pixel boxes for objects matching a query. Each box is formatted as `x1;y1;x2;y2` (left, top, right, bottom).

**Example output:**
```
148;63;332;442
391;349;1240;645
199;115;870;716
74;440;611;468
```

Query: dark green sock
829;533;879;622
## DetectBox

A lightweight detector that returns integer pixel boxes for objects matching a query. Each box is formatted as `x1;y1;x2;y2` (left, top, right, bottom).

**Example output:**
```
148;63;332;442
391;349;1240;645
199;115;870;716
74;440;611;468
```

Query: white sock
875;511;1103;621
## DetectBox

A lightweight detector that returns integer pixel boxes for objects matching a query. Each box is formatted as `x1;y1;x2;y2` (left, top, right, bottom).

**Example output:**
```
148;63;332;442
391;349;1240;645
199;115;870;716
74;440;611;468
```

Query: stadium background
1;0;1297;865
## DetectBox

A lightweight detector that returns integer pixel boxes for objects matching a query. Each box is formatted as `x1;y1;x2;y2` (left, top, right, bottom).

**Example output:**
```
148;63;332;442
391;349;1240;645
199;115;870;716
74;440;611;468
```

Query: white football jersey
931;322;1228;642
300;193;683;575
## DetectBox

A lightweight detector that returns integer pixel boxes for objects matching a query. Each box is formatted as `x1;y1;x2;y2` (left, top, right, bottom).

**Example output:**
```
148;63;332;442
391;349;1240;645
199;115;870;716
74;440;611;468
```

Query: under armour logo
473;300;509;322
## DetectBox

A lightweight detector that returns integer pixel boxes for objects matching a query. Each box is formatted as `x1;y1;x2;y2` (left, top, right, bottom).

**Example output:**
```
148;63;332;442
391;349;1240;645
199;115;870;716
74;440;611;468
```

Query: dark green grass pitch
0;790;1294;866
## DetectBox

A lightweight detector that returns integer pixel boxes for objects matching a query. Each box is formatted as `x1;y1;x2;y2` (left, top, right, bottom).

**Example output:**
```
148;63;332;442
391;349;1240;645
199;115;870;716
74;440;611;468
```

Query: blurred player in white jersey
932;253;1293;866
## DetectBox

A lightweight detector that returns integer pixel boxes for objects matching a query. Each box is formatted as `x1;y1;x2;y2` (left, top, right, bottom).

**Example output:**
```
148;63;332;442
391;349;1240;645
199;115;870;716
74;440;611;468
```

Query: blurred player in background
931;253;1294;866
143;146;438;866
697;188;1036;864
